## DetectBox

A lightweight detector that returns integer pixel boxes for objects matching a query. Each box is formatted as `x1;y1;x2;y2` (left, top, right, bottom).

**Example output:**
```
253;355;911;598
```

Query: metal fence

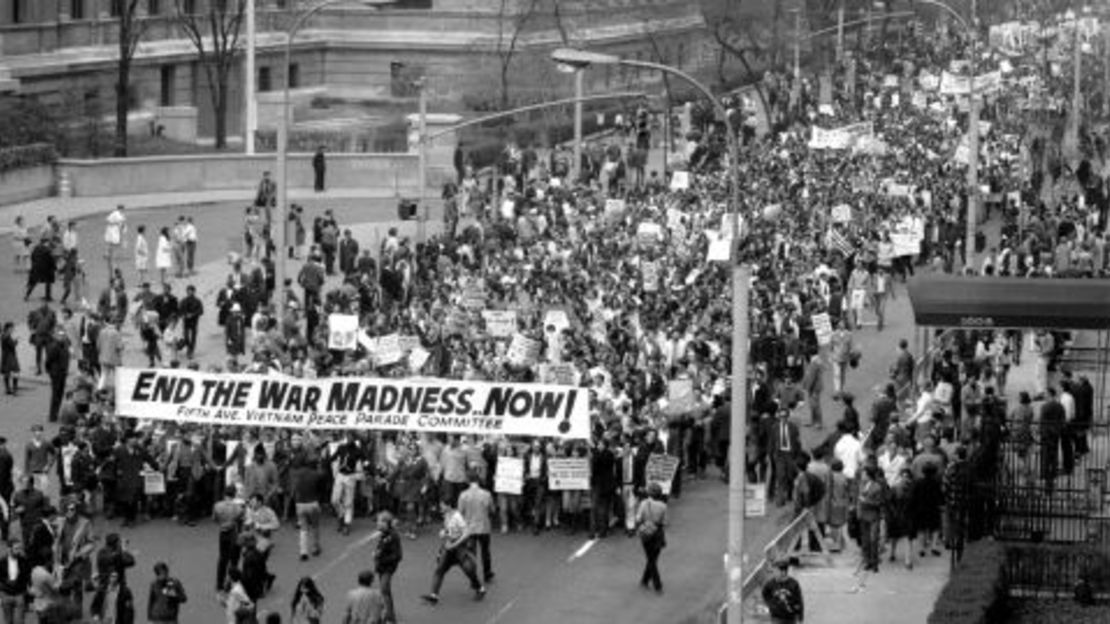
979;420;1110;545
1004;543;1110;599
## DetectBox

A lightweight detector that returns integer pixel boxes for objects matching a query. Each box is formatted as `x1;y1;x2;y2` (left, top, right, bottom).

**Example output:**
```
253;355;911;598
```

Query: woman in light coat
134;224;149;285
155;226;173;284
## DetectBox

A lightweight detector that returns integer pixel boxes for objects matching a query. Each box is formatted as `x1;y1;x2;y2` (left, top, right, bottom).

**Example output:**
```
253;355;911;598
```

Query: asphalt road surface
0;197;921;623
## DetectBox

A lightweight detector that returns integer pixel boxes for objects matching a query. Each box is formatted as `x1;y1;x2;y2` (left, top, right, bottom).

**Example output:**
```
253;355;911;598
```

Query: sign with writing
667;379;696;413
891;233;920;257
669;170;690;190
375;333;404;366
494;456;524;495
548;458;590;490
328;314;359;351
642;261;660;292
808;121;874;150
539;363;577;386
831;204;852;223
707;238;731;263
666;207;684;230
646;454;680;496
940;70;1003;96
143;471;166;495
508;333;542;365
877;242;895;265
408;347;431;373
462;283;487;310
482;310;517;338
604;198;626;222
745;482;767;517
543;309;571;333
912;90;928;109
116;367;590;438
637;222;663;245
399;335;421;353
812;312;833;346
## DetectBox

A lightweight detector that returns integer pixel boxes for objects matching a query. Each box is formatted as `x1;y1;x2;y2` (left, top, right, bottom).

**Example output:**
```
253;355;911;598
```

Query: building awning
906;275;1110;330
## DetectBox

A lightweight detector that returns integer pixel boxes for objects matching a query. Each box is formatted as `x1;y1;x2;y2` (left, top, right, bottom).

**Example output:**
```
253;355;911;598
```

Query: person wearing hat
761;557;804;623
634;482;668;594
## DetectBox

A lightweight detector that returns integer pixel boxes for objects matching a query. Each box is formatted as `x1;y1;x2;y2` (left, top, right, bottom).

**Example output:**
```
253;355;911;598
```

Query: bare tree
173;0;247;149
706;13;771;118
115;0;148;157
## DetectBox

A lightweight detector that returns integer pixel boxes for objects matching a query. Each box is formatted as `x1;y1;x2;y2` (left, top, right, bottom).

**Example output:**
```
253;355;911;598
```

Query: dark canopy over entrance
906;275;1110;330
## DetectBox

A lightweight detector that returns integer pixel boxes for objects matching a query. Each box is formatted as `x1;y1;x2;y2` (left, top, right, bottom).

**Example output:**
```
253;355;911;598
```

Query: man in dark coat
1039;387;1066;491
24;237;56;301
589;437;617;538
1072;374;1094;457
114;434;152;527
768;407;802;507
339;230;360;277
27;302;56;376
44;330;71;423
312;146;326;192
868;384;898;451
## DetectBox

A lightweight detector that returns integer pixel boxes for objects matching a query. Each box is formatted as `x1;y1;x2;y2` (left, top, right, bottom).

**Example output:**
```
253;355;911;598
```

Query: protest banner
646;454;680;496
494;456;524;495
745;482;767;517
669;171;690;190
548;458;590;490
508;333;542;365
604;198;626;222
831;204;852;223
812;312;833;346
375;334;403;366
328;314;359;351
808;121;873;150
539;363;577;386
116;367;591;438
637;222;663;245
939;69;1002;96
642;261;660;292
482;310;517;338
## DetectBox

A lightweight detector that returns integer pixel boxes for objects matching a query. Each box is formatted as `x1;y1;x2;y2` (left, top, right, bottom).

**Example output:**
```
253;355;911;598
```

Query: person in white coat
134;224;150;285
155;226;173;284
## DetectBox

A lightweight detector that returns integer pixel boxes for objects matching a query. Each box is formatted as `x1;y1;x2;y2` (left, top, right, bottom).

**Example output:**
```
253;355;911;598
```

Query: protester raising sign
375;333;404;366
115;368;590;438
547;458;590;490
539;363;577;386
812;312;833;346
494;456;524;495
328;314;359;351
642;261;660;292
508;333;542;365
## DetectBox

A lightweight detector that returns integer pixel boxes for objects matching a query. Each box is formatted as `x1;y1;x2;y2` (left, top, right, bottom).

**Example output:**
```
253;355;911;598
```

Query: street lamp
274;0;392;306
550;47;751;624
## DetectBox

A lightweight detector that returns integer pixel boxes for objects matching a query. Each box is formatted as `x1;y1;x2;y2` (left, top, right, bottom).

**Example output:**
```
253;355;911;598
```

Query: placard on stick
494;456;524;495
327;314;359;351
547;458;590;490
812;312;833;346
646;454;680;495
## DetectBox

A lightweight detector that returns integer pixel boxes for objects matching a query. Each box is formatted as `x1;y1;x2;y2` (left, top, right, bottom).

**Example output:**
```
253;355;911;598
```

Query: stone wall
0;165;54;205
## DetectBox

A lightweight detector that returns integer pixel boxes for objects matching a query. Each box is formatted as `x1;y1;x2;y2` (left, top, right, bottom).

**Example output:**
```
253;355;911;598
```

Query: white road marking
312;531;379;580
486;598;517;624
567;538;597;562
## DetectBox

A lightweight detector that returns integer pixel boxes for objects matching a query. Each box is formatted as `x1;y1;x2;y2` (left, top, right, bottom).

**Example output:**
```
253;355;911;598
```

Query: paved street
0;157;960;624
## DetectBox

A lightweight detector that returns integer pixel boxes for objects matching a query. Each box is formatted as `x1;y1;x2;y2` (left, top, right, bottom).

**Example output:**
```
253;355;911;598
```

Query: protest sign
408;347;431;373
143;471;166;495
667;379;697;413
375;333;404;366
877;242;895;265
637;222;663;245
482;310;517;338
494;456;524;495
604;198;626;222
669;171;690;190
116;367;590;438
707;238;731;263
548;458;590;490
642;261;660;292
891;233;920;257
508;333;542;365
808;121;873;150
539;363;577;386
462;283;487;310
646;454;680;495
399;335;421;353
357;330;377;353
831;204;852;223
328;314;359;351
745;483;767;517
666;207;684;230
812;312;833;346
940;70;1002;96
543;309;571;333
912;91;927;109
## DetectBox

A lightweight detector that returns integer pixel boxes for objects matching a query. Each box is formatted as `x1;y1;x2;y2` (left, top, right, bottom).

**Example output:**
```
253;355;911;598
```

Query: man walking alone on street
457;472;494;584
421;500;486;605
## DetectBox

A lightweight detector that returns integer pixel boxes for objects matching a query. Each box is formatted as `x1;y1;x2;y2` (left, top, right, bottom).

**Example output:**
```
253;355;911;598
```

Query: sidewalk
0;186;404;236
746;547;950;623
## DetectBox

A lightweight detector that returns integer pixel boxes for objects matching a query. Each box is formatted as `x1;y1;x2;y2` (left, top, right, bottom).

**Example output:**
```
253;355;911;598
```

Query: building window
676;43;685;69
110;0;123;17
181;0;196;14
12;0;23;23
70;0;85;19
148;0;160;16
288;63;300;89
258;67;272;92
160;65;176;106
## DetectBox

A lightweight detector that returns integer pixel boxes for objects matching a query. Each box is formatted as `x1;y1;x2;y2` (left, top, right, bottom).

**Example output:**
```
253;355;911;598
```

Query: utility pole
417;77;428;244
836;0;845;62
245;0;256;154
573;69;583;183
793;8;802;81
965;24;980;269
1072;9;1082;148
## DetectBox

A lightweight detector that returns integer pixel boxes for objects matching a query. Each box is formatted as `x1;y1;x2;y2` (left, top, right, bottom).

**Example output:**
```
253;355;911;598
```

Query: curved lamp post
550;47;751;624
